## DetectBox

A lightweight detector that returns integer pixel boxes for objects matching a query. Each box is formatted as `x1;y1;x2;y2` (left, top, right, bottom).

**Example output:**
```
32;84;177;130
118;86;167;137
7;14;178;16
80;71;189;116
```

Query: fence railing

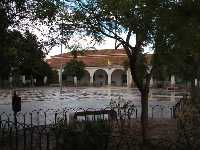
0;104;177;126
0;98;186;150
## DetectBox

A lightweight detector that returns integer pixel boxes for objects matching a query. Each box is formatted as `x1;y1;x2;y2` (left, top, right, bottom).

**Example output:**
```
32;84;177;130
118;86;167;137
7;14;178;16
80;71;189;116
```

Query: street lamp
59;0;64;93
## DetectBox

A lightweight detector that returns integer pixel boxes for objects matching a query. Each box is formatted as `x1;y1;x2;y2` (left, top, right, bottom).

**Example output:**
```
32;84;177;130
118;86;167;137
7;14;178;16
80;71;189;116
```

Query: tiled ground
0;87;185;124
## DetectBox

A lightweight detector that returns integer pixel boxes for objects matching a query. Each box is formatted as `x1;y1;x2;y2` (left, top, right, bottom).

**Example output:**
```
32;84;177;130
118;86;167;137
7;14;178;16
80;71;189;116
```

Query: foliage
55;120;112;150
17;31;44;75
60;0;168;142
0;0;60;45
153;0;200;83
62;59;85;81
59;0;200;142
67;44;85;59
0;0;61;86
0;0;60;28
49;70;59;84
175;97;200;150
0;30;55;86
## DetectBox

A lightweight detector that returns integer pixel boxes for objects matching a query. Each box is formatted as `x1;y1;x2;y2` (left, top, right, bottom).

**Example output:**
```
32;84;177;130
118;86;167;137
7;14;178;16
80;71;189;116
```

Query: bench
73;109;117;121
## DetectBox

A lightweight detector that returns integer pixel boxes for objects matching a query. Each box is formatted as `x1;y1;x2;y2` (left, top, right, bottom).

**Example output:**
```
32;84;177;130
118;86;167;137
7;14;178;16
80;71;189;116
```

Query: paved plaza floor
0;87;186;124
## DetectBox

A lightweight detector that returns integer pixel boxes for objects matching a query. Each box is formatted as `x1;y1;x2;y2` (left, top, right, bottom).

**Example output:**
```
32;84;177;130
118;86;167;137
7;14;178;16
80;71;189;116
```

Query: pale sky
46;36;152;59
47;37;118;58
29;27;152;59
22;20;152;59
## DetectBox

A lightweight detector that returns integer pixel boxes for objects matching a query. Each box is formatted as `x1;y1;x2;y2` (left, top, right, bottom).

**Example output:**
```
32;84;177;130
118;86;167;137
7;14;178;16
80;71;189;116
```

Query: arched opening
93;69;108;86
111;69;127;86
80;70;90;86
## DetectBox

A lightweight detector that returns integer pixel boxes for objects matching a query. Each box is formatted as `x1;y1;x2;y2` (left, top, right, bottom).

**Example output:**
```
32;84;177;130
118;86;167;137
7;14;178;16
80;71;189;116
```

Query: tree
154;0;200;87
0;30;55;87
0;0;60;85
0;30;24;86
62;59;85;84
18;31;56;86
60;0;167;142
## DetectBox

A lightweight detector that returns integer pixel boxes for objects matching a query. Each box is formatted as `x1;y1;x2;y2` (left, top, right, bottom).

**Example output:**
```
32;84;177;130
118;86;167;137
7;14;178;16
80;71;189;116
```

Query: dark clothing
12;93;21;113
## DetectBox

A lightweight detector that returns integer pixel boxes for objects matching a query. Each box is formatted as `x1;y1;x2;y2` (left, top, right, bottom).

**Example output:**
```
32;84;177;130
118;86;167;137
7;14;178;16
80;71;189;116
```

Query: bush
175;89;200;150
54;121;112;150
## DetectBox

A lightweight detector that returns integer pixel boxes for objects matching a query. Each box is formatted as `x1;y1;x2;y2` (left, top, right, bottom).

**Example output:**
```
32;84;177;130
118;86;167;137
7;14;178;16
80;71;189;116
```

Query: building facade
47;48;180;88
47;49;134;87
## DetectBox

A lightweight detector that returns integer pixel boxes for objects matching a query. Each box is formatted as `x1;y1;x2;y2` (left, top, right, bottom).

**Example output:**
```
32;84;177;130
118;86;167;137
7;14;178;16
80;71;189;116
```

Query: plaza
1;1;199;149
0;87;184;125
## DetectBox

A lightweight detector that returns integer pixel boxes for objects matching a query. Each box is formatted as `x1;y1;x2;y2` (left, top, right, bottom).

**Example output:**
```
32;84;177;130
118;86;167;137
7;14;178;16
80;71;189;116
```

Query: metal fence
0;99;185;150
0;104;177;126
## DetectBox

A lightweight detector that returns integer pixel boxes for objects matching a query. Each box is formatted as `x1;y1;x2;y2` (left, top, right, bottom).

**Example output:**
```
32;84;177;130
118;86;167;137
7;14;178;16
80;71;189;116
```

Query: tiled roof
47;49;128;69
53;49;126;57
47;49;152;69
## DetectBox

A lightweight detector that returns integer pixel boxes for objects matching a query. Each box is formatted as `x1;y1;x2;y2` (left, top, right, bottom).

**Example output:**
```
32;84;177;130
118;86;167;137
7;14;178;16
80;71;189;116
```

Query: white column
170;75;175;87
58;70;62;84
127;68;132;87
43;76;47;85
90;76;93;85
33;79;36;84
9;76;13;84
108;70;112;86
89;71;94;86
150;77;154;87
22;75;26;84
195;78;198;87
74;76;77;86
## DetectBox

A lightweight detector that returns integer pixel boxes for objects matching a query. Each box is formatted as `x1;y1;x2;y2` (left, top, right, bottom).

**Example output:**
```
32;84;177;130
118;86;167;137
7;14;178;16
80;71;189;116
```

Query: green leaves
154;0;200;82
0;30;54;86
34;0;60;22
63;59;85;80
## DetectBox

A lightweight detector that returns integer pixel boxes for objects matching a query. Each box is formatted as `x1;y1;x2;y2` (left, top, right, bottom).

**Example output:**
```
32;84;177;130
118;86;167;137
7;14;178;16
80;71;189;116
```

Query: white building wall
58;66;134;87
85;66;133;87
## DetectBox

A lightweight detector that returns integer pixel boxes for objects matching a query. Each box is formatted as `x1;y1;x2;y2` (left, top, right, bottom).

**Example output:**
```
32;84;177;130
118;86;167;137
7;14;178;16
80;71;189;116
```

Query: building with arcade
47;49;135;87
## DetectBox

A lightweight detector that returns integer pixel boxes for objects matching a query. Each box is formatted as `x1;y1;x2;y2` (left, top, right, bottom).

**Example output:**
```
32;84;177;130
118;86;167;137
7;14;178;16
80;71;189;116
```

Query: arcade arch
93;69;108;86
80;70;90;86
111;69;127;86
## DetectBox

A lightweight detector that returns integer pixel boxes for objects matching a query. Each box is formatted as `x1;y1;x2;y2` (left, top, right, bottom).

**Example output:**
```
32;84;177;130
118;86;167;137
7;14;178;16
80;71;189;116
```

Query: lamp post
59;0;64;93
59;52;63;93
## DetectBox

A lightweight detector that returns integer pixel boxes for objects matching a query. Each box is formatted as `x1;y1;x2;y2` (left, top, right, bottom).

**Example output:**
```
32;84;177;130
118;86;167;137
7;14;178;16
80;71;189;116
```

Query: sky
30;26;151;59
28;24;123;59
46;36;152;59
47;37;118;58
22;18;152;59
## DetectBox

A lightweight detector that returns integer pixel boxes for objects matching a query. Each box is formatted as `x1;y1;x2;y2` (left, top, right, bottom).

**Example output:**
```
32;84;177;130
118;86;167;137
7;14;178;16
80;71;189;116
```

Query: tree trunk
141;90;149;144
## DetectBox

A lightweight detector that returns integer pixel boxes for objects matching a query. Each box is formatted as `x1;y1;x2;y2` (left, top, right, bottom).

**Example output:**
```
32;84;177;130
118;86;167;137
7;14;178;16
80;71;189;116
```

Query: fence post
55;113;57;124
14;112;17;128
23;116;26;150
15;125;18;150
173;106;176;118
37;112;40;126
135;109;138;119
39;133;42;150
9;127;13;150
0;115;1;130
46;132;49;150
30;127;33;150
44;112;47;128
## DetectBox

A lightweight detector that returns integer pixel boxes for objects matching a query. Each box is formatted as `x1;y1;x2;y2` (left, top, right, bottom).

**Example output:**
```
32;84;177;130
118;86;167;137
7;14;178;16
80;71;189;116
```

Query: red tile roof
47;49;152;69
47;49;128;69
